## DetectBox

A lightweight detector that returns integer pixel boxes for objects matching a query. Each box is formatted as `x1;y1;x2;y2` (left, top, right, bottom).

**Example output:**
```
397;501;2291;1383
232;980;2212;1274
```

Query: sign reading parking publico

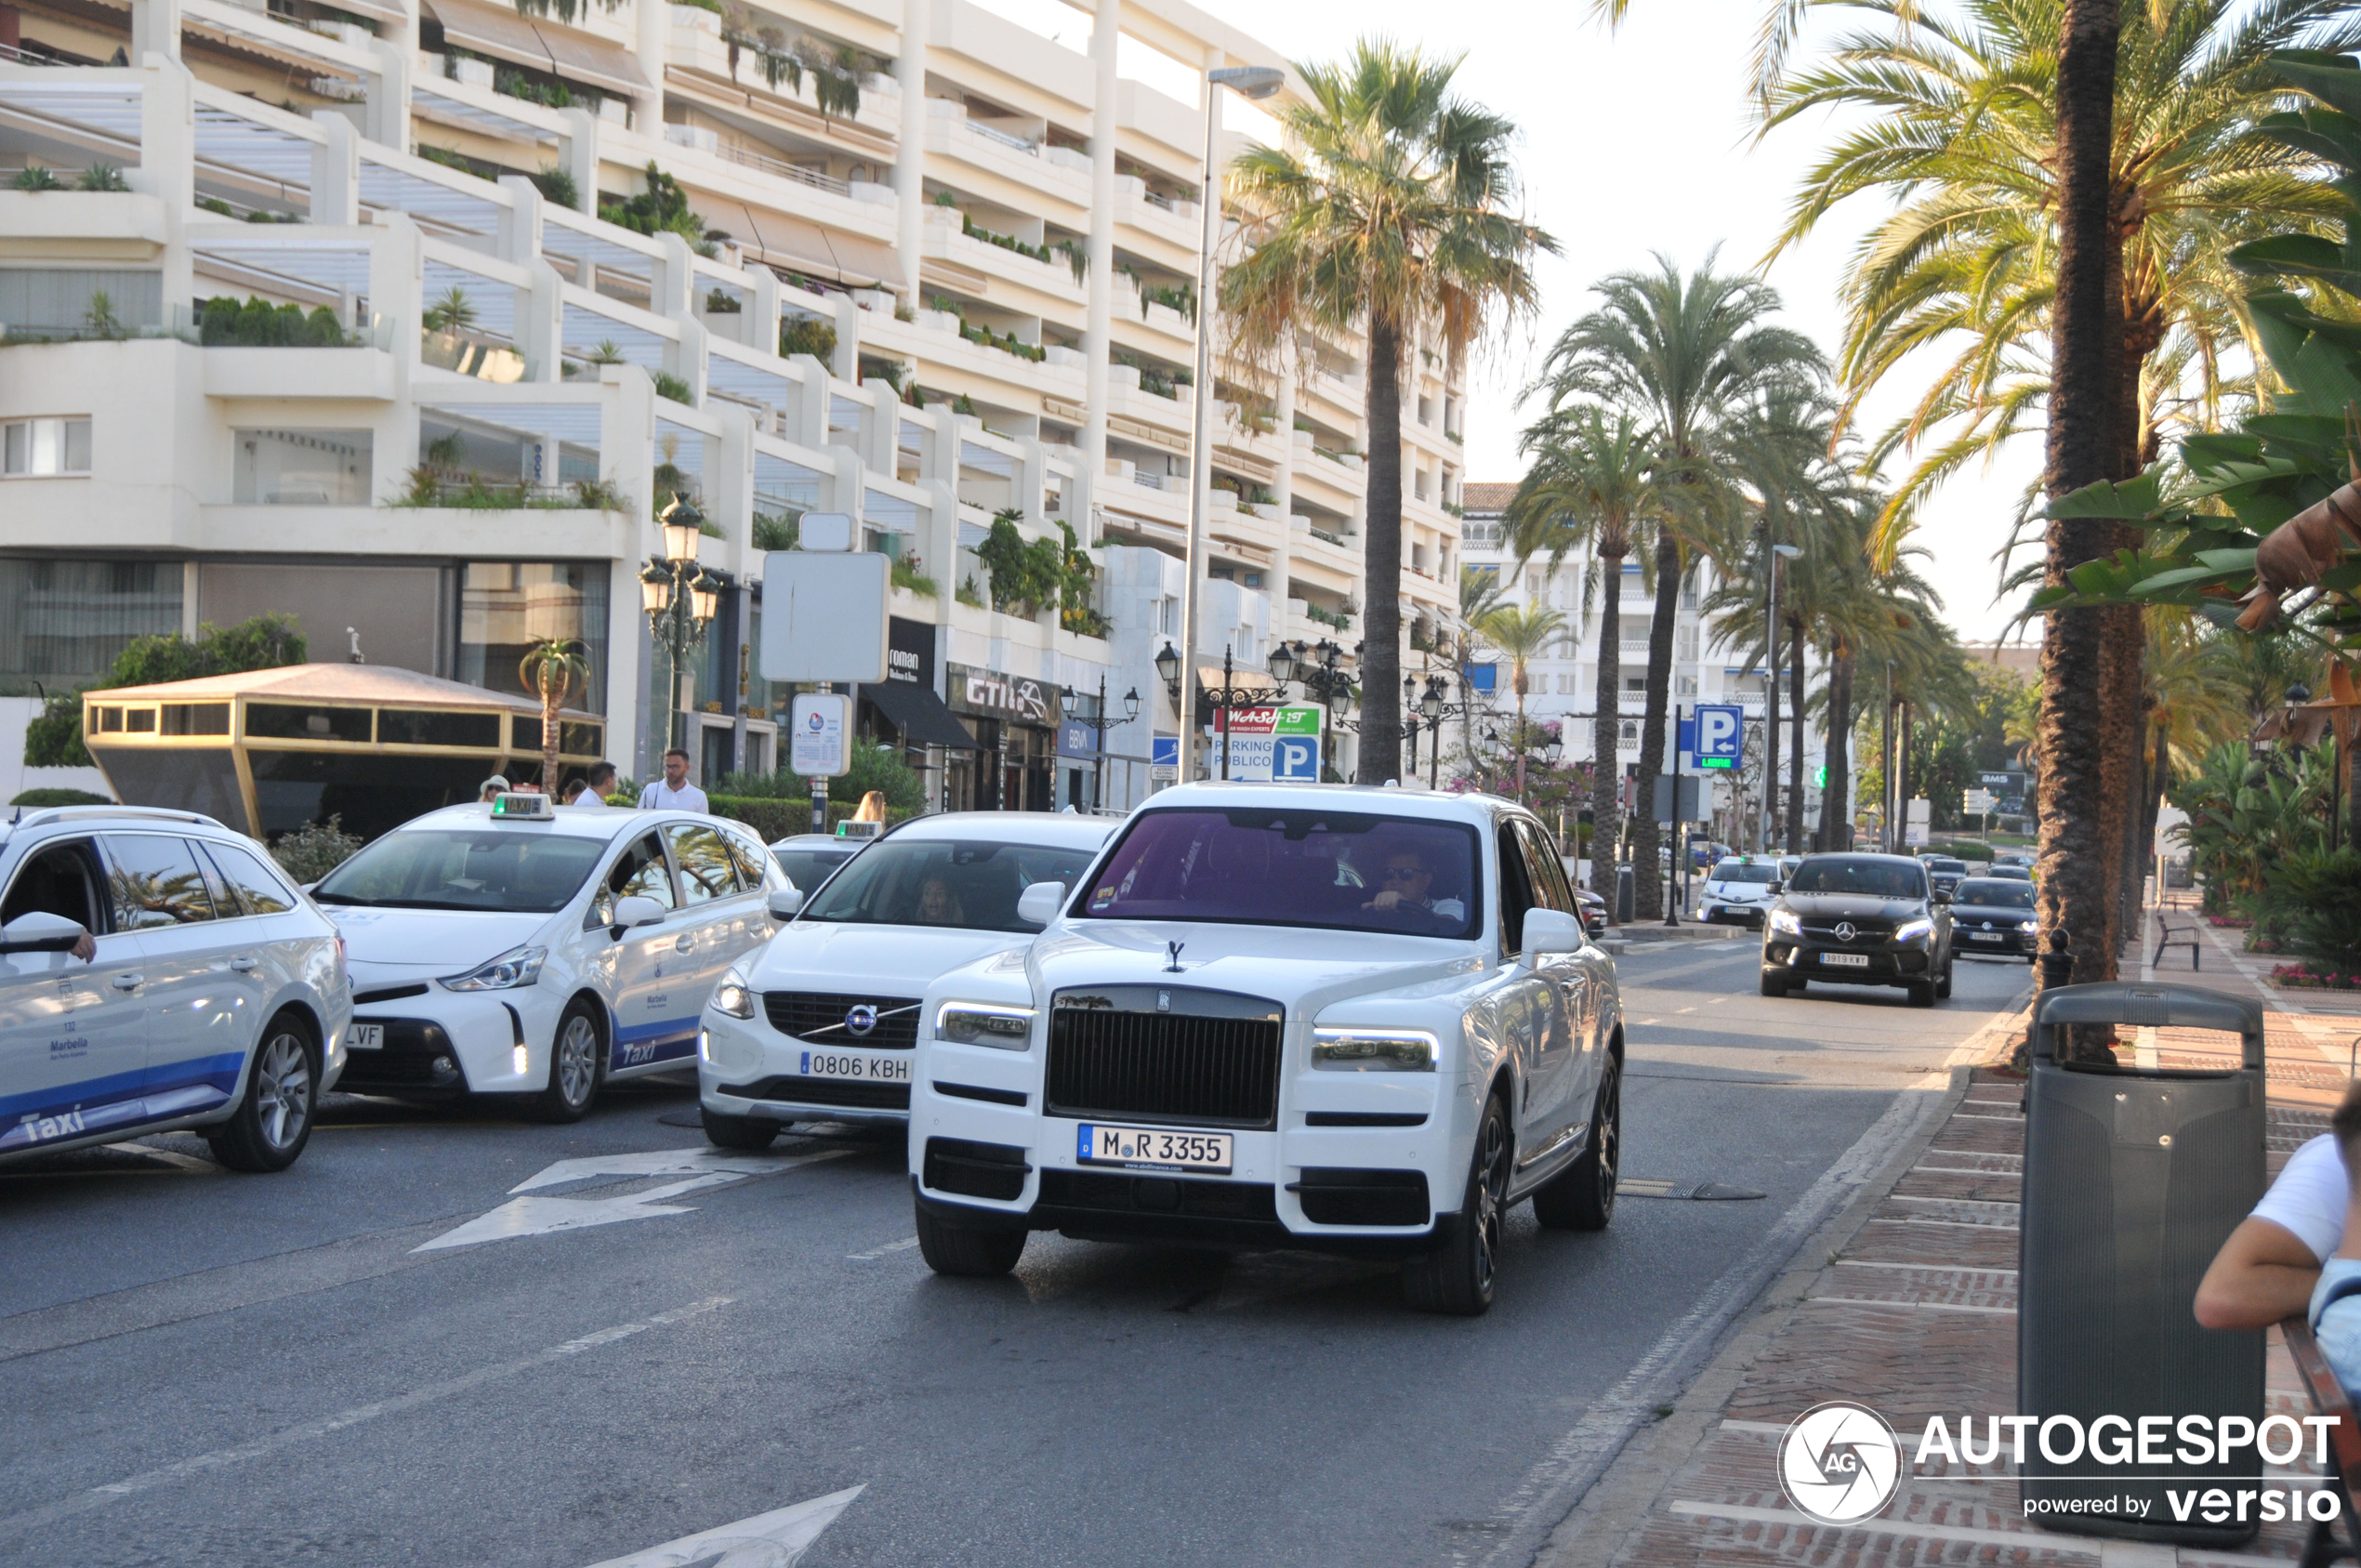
1219;705;1322;783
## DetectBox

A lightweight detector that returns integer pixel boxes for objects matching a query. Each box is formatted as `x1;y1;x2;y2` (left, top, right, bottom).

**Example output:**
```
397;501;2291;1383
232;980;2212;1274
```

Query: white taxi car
318;795;787;1120
1700;857;1783;927
906;784;1625;1316
0;805;351;1172
697;813;1118;1147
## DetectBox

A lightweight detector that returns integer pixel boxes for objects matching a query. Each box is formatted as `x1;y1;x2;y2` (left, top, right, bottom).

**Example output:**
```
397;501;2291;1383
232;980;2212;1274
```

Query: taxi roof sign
835;819;883;840
490;791;553;820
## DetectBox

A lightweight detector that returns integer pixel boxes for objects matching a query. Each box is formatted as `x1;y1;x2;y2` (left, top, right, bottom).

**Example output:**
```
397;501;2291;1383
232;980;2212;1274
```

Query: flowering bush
2273;963;2361;992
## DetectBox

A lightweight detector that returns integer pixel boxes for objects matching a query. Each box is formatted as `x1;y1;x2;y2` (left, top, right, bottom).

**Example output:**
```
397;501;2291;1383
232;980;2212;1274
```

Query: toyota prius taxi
316;795;789;1120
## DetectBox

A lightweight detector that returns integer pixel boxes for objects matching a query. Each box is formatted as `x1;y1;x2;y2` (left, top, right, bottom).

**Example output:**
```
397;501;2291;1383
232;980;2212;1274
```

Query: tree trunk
2035;0;2126;1046
1763;636;1781;854
1592;545;1625;922
543;700;561;796
1820;644;1854;850
1631;534;1680;918
1356;313;1405;784
1786;613;1807;853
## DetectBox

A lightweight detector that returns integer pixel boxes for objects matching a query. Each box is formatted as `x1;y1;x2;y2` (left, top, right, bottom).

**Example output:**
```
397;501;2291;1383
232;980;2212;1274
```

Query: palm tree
1507;406;1661;900
1527;255;1823;916
518;638;589;795
1225;40;1555;783
1476;602;1569;803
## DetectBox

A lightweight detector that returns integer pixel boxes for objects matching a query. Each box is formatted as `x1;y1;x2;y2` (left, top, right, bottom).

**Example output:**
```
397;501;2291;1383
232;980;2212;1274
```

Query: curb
1530;1061;1983;1568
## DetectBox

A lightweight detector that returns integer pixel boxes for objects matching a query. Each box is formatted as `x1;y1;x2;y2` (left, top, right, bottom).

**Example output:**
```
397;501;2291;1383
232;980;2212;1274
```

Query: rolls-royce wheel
916;1205;1027;1277
1535;1053;1618;1232
1404;1093;1509;1316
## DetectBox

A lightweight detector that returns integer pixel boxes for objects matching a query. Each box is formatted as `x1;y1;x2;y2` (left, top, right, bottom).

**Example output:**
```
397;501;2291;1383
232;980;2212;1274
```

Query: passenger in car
916;876;965;926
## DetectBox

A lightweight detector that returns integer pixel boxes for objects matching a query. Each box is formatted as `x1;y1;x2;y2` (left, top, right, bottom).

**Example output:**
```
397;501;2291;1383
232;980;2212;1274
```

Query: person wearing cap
478;775;510;804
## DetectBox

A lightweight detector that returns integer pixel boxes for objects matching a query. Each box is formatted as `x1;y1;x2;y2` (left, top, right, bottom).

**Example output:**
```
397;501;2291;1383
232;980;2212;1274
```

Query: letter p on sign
1695;704;1743;768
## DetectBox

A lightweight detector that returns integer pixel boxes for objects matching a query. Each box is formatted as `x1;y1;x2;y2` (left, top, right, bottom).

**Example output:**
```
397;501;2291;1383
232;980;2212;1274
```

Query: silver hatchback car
0;805;352;1171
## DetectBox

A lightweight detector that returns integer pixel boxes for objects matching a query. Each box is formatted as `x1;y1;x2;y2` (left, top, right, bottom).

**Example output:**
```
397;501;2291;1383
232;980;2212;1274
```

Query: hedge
706;795;916;842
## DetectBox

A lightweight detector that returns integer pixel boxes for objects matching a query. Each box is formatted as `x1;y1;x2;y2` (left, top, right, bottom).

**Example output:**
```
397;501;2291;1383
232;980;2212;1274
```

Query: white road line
1669;1499;2100;1553
0;1296;732;1537
848;1236;920;1261
580;1484;864;1568
416;1148;851;1252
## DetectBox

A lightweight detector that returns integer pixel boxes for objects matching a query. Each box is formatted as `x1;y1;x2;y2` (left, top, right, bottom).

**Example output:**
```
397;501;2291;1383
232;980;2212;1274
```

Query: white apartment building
0;0;1467;815
1457;483;1829;848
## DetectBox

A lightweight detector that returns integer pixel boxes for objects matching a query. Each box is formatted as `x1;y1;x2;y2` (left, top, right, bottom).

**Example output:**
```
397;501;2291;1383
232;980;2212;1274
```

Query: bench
2281;1313;2361;1567
2156;912;2203;970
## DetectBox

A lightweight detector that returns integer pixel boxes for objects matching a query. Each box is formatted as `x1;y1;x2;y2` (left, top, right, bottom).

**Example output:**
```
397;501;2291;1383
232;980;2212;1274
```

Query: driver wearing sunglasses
1360;849;1466;922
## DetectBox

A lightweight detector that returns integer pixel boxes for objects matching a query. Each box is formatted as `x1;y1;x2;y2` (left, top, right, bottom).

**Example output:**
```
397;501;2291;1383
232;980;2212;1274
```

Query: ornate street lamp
1060;673;1141;808
644;498;723;755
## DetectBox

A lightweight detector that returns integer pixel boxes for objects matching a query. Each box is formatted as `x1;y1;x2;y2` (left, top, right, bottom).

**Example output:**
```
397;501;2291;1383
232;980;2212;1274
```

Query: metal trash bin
2020;982;2267;1544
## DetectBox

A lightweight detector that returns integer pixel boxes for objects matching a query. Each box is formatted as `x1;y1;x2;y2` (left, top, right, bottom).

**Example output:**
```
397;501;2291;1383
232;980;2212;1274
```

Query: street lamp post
640;497;724;762
1164;641;1268;781
1173;61;1286;791
1061;673;1141;810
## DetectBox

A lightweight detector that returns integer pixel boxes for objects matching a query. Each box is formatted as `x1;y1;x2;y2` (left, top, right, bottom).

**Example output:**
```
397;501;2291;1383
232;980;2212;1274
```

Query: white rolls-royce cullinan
905;783;1626;1315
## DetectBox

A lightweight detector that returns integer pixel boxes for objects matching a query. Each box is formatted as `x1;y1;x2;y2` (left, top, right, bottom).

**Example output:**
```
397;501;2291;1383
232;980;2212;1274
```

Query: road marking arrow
415;1147;849;1253
580;1485;864;1568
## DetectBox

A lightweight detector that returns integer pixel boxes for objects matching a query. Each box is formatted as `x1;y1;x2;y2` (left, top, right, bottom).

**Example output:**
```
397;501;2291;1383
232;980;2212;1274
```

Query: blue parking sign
1273;737;1320;782
1695;704;1744;769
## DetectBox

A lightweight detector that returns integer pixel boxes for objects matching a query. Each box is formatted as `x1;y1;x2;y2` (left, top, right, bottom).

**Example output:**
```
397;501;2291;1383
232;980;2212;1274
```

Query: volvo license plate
1077;1123;1233;1174
349;1023;384;1049
798;1049;910;1083
1818;952;1870;968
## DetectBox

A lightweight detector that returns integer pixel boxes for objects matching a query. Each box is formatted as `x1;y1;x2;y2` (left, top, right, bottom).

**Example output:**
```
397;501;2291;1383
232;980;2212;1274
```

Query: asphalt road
0;937;2027;1568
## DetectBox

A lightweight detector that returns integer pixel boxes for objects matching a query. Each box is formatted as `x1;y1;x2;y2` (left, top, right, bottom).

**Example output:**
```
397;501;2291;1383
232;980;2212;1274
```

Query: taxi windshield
1079;809;1482;939
800;838;1100;933
314;829;607;913
1711;861;1778;885
1787;858;1927;899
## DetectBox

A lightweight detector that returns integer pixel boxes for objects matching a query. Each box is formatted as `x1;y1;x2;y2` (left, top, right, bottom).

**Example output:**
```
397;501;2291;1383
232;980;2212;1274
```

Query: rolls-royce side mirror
1521;908;1584;967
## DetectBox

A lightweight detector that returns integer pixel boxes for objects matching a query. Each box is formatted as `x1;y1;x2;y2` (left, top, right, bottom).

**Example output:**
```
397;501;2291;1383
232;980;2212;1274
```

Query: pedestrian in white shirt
639;748;708;812
572;761;617;809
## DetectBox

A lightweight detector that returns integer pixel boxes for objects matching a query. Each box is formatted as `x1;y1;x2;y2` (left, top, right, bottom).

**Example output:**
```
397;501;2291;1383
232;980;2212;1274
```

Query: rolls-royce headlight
711;966;755;1020
1892;917;1935;944
1312;1028;1438;1072
1767;909;1802;937
936;1002;1035;1049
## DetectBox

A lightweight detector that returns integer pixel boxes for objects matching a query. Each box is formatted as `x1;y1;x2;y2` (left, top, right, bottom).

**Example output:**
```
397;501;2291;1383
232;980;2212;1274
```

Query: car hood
1022;920;1480;1014
1779;893;1928;922
751;921;1027;995
323;906;556;970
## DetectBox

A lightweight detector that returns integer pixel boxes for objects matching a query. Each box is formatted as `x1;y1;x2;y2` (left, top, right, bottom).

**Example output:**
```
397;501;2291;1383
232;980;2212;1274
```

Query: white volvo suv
697;812;1118;1146
907;784;1626;1315
318;796;787;1119
0;805;351;1171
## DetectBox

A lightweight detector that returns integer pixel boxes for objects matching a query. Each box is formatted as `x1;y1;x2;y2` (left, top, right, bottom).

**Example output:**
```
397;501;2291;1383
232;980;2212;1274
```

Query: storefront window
0;558;182;692
455;561;610;713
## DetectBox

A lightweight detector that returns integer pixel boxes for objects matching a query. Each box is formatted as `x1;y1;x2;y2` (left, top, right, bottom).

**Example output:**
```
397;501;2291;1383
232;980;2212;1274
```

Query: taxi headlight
1312;1028;1438;1072
1892;918;1934;944
711;966;755;1020
439;944;547;991
1767;909;1802;937
935;1002;1035;1049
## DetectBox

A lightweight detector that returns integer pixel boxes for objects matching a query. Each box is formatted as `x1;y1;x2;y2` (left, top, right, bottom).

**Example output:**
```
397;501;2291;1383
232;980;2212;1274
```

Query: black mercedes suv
1759;852;1955;1007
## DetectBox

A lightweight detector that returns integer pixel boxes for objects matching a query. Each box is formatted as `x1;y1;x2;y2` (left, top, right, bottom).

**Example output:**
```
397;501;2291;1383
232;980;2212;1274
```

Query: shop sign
888;617;935;687
948;665;1061;726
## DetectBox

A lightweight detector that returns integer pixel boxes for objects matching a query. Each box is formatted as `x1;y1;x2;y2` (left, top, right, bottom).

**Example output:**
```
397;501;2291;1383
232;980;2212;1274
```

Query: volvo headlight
711;966;755;1020
935;1002;1035;1049
1312;1028;1438;1072
439;944;547;991
1767;909;1802;937
1892;918;1934;944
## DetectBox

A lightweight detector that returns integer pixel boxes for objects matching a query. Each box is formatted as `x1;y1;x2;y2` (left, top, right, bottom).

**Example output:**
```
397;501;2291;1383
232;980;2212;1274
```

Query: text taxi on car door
316;793;789;1120
0;805;352;1172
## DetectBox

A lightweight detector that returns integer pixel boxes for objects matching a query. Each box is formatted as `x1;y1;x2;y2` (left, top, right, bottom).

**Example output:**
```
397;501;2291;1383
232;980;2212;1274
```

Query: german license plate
1969;931;2003;942
1818;952;1870;968
349;1022;384;1049
1077;1123;1233;1174
798;1048;909;1083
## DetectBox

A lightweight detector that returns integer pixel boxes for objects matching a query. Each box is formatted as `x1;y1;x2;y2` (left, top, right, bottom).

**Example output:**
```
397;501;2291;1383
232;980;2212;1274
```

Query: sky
970;0;2045;645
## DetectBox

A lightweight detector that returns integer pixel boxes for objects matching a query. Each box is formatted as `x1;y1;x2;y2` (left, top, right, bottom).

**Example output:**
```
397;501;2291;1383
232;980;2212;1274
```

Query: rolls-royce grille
1046;997;1283;1128
760;991;920;1050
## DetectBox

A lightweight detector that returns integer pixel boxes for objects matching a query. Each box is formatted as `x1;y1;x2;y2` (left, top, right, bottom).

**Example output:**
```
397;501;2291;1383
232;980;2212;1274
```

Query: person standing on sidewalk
639;749;708;813
575;761;617;809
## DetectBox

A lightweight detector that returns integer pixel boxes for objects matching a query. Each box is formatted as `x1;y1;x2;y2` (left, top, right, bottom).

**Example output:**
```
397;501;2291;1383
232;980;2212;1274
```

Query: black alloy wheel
1404;1093;1510;1316
1535;1051;1618;1232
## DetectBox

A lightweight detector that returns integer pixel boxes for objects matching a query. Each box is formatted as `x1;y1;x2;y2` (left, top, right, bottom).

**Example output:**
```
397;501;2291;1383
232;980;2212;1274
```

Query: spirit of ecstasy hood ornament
1165;941;1185;973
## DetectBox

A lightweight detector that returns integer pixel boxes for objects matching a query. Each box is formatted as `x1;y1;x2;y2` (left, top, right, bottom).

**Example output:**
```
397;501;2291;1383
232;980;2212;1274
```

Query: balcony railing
967;120;1035;155
715;142;851;197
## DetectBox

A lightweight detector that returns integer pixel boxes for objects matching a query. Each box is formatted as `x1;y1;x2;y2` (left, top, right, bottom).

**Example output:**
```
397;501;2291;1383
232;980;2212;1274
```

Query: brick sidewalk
1550;988;2355;1568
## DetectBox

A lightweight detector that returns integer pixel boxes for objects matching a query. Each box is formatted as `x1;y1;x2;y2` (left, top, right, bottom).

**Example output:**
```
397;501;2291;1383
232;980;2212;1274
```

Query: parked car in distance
1701;857;1782;927
697;812;1120;1146
1761;852;1955;1006
1920;856;1971;898
319;795;787;1120
769;833;862;900
1982;864;2033;882
1949;876;2038;961
0;805;352;1171
907;784;1624;1317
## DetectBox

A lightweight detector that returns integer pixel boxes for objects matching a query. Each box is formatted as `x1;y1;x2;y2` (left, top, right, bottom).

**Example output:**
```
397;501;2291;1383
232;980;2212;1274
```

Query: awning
824;230;906;291
861;680;980;750
530;20;652;98
424;0;556;75
747;208;847;280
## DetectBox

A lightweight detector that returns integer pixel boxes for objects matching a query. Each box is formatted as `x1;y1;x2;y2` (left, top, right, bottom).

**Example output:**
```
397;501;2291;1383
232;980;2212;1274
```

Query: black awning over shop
864;679;981;750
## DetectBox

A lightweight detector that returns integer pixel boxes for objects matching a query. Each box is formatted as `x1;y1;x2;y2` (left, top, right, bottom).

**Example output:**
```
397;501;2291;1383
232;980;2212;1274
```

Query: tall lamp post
1061;673;1141;810
1173;61;1286;791
640;497;724;759
1161;641;1269;781
1267;639;1357;775
1761;538;1802;852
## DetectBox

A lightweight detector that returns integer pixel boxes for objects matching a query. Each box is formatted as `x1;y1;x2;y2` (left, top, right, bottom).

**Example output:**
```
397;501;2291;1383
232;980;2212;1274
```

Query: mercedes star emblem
1833;921;1858;943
